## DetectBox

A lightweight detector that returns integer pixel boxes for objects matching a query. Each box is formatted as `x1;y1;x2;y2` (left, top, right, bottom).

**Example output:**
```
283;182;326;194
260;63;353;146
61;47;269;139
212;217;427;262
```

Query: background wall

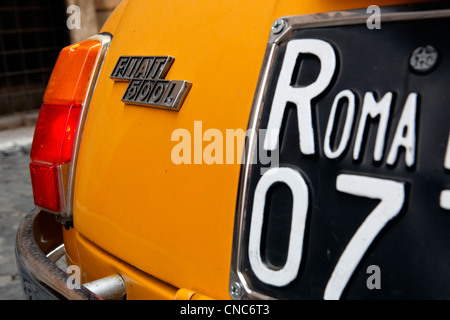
66;0;123;43
95;0;123;31
0;0;122;118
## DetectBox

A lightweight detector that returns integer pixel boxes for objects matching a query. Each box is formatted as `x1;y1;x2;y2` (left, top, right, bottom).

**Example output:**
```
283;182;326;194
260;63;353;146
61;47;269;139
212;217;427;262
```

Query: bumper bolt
272;19;286;34
229;281;243;299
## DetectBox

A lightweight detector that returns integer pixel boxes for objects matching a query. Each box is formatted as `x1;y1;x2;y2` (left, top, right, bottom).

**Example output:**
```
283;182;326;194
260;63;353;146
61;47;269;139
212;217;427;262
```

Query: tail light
30;35;110;218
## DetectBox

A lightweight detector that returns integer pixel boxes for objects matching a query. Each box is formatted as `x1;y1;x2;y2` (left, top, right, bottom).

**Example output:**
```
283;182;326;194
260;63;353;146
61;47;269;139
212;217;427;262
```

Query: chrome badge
110;56;192;111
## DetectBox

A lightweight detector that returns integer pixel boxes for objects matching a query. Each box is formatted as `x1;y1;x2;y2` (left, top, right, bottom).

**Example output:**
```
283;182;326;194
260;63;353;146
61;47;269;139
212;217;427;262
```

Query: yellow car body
16;0;448;300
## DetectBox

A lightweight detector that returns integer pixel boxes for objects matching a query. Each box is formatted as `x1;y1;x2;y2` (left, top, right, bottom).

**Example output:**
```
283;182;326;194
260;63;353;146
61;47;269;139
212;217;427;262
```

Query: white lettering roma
267;38;419;167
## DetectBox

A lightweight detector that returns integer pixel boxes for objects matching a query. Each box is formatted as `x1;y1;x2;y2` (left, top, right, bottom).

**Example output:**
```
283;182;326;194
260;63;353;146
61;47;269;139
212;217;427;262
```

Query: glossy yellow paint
64;227;179;299
64;225;213;299
64;0;433;299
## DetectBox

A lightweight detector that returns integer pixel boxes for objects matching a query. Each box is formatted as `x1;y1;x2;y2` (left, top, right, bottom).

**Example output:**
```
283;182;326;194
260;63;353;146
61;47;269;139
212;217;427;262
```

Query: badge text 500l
110;55;192;111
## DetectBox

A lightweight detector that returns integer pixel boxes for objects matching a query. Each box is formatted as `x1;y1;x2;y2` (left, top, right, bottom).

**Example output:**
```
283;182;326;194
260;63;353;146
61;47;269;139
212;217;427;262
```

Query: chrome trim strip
46;244;66;264
57;163;70;215
229;3;450;300
63;33;112;222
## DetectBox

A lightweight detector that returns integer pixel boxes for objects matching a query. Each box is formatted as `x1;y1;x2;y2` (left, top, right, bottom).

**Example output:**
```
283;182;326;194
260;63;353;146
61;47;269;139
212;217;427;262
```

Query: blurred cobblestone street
0;140;34;300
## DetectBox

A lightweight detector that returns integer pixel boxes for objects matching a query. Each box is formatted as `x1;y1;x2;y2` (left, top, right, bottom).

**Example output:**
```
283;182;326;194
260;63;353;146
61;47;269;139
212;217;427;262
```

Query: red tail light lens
30;104;82;164
29;163;61;212
29;38;104;215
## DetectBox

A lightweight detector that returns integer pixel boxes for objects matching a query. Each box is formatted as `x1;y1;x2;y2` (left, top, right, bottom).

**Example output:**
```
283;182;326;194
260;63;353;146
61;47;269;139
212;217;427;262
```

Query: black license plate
231;3;450;300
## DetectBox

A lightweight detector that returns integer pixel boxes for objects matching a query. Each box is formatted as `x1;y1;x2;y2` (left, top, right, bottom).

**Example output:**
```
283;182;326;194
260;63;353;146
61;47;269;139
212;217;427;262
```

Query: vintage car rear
15;0;450;300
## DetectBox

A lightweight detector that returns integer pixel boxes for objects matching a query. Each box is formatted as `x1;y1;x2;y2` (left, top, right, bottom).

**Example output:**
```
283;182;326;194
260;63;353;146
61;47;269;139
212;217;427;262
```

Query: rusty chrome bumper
15;208;100;300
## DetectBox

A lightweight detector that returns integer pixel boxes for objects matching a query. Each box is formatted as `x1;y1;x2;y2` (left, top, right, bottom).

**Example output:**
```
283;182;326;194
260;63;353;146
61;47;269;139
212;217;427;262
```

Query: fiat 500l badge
110;55;192;111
